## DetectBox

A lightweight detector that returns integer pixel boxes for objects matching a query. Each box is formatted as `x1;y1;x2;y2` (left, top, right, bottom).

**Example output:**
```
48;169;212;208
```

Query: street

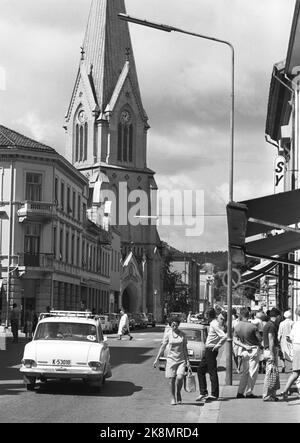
0;327;204;423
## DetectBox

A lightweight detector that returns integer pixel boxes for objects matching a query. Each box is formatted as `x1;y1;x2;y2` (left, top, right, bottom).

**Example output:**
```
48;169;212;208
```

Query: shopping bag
266;364;280;391
184;368;196;393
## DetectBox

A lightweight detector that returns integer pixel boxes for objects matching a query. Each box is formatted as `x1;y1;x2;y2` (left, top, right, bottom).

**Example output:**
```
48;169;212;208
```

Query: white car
99;315;113;333
20;311;112;391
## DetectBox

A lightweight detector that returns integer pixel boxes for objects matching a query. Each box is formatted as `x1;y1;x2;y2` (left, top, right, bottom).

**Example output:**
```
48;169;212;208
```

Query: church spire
82;0;143;113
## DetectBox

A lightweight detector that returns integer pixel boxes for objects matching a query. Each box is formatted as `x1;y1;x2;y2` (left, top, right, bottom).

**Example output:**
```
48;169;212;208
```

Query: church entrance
121;283;140;313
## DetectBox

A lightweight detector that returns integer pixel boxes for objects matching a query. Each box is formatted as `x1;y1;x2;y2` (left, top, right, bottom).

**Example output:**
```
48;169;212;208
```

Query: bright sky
0;0;296;252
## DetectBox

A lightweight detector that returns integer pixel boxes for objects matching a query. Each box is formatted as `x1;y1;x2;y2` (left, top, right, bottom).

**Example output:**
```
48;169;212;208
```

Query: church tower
64;0;162;317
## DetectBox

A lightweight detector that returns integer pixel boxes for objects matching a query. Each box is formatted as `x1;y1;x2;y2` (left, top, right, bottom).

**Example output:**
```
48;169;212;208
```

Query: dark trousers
11;319;19;342
197;347;219;398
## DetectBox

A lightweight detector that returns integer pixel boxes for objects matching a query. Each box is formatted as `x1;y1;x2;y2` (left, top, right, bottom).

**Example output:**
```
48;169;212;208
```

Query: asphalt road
0;327;204;423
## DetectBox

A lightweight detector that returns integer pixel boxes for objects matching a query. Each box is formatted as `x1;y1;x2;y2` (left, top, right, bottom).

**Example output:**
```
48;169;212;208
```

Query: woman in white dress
278;310;294;373
280;306;300;401
117;309;133;340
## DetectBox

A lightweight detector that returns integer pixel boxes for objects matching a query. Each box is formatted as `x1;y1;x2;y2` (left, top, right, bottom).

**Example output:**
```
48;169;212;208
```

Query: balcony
17;201;56;223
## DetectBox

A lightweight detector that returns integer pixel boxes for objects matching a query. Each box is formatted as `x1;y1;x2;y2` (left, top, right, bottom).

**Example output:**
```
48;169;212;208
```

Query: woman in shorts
153;317;190;405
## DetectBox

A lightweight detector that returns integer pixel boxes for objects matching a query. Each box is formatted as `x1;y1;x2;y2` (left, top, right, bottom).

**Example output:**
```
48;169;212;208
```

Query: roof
0;124;55;153
82;0;144;113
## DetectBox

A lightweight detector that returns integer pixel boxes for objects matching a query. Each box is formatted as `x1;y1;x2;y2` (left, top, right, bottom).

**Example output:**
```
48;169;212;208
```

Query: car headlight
88;361;104;372
22;359;37;368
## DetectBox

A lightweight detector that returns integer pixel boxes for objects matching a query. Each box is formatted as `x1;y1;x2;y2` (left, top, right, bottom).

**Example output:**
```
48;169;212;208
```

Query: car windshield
34;322;98;342
180;328;203;342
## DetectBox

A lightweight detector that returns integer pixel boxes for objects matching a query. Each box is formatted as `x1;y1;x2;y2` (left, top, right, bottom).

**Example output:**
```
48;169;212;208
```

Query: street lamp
120;13;235;384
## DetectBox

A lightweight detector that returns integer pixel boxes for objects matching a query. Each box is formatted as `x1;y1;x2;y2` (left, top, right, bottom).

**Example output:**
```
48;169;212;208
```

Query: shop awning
227;189;300;265
0;279;3;290
241;260;277;285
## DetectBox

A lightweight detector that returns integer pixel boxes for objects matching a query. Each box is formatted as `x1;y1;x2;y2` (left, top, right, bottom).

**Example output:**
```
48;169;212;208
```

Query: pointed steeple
82;0;143;113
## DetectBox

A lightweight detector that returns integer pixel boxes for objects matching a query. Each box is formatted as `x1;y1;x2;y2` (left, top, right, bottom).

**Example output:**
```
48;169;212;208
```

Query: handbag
266;363;280;391
184;367;196;393
122;326;129;335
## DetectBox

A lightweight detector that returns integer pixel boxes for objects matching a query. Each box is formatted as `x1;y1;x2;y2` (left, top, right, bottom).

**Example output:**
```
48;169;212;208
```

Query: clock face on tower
121;110;131;124
78;110;86;123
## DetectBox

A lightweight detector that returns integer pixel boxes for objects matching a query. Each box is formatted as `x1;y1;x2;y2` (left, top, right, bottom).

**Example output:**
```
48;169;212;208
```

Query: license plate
188;349;194;356
52;359;71;366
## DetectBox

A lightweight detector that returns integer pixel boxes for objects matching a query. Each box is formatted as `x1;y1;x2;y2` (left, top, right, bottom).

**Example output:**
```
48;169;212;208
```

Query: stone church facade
64;0;163;318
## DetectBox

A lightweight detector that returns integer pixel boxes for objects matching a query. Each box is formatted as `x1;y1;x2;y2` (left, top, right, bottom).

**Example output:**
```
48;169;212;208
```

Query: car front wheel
25;376;36;391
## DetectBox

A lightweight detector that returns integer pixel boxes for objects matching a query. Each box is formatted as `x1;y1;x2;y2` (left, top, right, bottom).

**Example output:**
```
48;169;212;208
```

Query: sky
0;0;296;253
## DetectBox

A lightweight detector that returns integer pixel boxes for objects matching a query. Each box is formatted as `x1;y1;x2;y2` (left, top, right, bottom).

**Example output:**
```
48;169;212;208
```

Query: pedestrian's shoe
236;393;245;399
245;393;258;399
279;391;289;401
196;394;208;402
170;398;177;405
129;336;133;340
263;396;279;402
206;395;218;401
176;393;182;404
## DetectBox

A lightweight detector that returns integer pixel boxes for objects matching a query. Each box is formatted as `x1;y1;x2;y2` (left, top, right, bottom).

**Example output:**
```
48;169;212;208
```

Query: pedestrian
262;307;281;402
196;308;227;402
280;305;300;401
187;311;193;323
278;310;294;374
233;307;262;399
232;308;242;373
153;316;190;405
24;305;35;340
117;309;133;340
10;303;20;343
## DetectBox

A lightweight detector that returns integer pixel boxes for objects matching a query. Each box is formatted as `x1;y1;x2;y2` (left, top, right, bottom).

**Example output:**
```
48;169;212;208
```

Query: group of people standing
233;306;300;402
153;304;300;405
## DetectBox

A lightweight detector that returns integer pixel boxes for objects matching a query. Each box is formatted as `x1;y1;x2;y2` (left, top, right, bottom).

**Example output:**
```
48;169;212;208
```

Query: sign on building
274;155;285;194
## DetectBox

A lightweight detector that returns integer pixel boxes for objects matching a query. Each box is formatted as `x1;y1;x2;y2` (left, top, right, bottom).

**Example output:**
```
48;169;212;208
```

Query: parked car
128;313;137;330
158;322;207;372
169;312;187;322
132;313;148;328
99;315;113;333
104;313;120;332
146;313;156;327
20;310;112;391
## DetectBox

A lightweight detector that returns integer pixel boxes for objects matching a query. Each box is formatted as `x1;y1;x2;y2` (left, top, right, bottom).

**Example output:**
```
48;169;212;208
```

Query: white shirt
290;320;300;345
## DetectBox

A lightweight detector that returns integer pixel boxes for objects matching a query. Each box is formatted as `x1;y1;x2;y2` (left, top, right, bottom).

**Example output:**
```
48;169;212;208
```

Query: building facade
0;125;116;326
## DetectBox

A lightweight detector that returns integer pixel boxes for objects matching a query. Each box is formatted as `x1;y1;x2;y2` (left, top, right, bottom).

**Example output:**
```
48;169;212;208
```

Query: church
64;0;163;317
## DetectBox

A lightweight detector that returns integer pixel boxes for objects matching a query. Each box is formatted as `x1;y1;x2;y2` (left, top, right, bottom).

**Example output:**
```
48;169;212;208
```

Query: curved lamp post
119;13;235;385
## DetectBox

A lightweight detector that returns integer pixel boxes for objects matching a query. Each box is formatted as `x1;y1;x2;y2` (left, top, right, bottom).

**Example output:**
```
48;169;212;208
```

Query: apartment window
65;231;69;263
76;236;80;266
25;173;42;201
54;178;58;203
83;203;87;223
60;228;63;261
24;223;41;266
53;227;57;259
67;187;71;214
72;191;76;217
61;182;65;211
78;195;81;221
71;233;75;265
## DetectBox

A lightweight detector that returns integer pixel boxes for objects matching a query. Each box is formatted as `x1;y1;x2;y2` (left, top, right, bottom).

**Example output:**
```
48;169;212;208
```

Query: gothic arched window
117;109;133;163
74;109;88;163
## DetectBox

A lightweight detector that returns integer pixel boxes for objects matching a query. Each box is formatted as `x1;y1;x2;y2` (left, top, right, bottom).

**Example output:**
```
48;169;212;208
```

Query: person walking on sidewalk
153;316;190;405
196;308;227;402
262;307;281;402
117;309;133;340
10;303;20;344
280;305;300;401
233;307;262;399
277;310;294;374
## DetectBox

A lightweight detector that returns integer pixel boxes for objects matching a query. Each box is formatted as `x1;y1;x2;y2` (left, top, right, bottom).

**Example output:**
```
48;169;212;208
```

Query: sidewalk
198;351;300;423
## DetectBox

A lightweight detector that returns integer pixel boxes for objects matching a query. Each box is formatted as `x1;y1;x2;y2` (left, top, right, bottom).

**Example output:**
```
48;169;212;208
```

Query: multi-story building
0;125;115;326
